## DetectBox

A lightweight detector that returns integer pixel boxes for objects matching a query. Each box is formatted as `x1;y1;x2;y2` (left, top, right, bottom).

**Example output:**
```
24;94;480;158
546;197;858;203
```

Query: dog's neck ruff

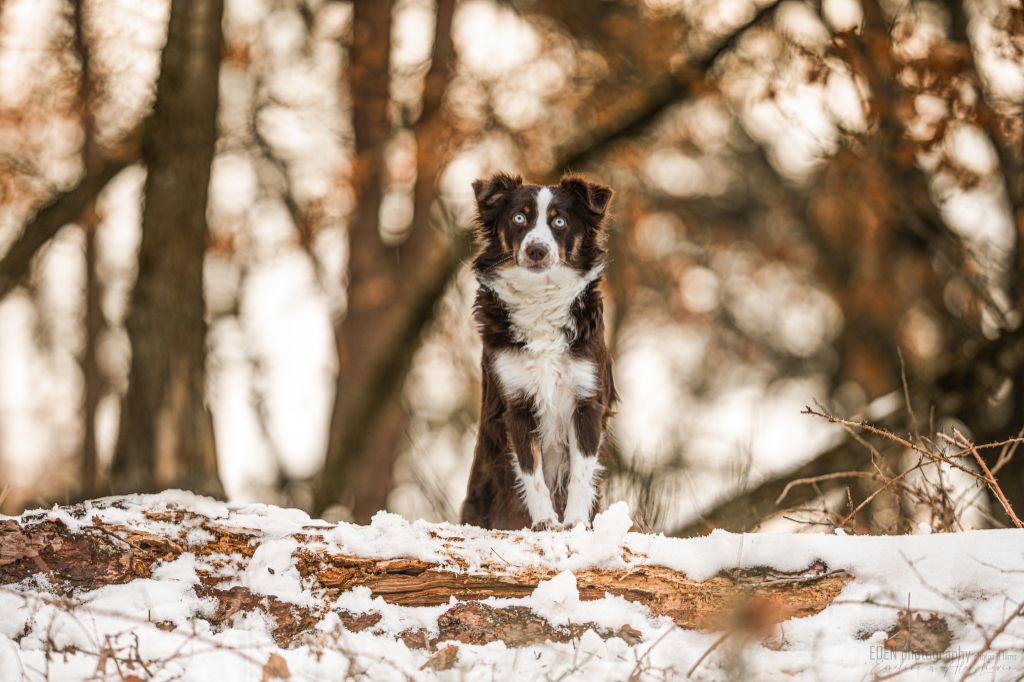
482;263;603;352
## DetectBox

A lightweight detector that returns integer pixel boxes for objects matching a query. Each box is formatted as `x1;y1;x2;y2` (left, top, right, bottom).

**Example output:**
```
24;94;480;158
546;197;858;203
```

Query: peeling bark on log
0;503;852;649
297;552;849;632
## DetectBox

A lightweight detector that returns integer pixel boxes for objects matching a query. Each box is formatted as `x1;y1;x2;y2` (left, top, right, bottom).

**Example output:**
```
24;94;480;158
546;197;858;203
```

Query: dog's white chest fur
493;349;596;487
487;265;601;490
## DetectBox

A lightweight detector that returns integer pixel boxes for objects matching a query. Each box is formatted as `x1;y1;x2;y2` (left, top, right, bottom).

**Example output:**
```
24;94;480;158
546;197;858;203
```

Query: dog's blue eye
512;213;526;225
552;216;567;229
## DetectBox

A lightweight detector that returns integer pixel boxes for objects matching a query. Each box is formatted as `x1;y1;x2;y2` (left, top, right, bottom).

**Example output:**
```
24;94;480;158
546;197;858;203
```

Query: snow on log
1;495;846;639
1;492;1023;681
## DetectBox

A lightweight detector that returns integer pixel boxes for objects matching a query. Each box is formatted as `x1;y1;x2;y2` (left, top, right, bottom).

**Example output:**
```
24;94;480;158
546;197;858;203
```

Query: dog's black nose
525;243;548;263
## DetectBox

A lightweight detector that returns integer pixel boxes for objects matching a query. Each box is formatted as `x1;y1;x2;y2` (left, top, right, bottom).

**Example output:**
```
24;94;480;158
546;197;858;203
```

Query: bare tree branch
672;325;1024;536
672;431;878;537
554;0;783;175
406;0;456;250
0;153;134;300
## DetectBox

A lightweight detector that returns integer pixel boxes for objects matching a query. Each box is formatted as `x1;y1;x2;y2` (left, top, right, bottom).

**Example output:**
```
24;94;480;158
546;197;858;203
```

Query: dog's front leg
563;401;604;528
505;397;560;530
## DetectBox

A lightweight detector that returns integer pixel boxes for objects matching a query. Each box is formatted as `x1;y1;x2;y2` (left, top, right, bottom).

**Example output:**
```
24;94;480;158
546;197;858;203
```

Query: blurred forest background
1;0;1022;535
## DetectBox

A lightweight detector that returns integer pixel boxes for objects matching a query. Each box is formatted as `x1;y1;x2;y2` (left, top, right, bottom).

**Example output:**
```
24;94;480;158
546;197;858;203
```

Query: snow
243;537;316;607
2;490;1024;680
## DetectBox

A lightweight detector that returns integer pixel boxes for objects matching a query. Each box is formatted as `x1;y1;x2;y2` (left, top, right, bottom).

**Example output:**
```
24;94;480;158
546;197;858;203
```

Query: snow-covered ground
2;491;1023;681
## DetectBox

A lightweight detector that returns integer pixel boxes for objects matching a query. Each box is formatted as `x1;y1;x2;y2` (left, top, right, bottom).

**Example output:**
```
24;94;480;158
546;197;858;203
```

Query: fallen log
2;493;1016;680
1;494;849;648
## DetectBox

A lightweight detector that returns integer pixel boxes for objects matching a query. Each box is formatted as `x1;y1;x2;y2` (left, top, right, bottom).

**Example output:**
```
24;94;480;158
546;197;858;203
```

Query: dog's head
471;173;613;278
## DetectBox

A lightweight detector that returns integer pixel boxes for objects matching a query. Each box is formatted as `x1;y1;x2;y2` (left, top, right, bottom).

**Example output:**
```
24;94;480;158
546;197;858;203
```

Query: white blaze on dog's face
517;187;558;272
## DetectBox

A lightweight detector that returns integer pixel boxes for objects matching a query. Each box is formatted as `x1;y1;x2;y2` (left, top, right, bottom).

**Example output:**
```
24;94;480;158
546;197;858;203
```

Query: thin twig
802;407;987;482
897;348;920;443
943;429;1023;529
687;630;731;678
776;471;879;505
958;600;1024;681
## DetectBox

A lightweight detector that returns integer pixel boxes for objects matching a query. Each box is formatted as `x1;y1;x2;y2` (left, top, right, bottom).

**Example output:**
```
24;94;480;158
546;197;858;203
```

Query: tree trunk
316;0;463;521
110;0;224;496
315;0;397;520
72;0;104;500
80;216;103;499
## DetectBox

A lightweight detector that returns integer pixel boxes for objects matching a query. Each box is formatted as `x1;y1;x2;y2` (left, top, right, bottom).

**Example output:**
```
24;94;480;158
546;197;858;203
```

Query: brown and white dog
460;173;617;531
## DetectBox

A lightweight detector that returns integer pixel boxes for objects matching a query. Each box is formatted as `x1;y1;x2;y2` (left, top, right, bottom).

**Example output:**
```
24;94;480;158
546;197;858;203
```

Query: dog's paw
530;519;564;532
563;517;592;530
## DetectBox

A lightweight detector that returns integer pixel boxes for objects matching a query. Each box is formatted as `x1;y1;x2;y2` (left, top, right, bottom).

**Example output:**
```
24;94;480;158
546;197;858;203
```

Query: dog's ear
559;176;613;218
472;172;522;211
